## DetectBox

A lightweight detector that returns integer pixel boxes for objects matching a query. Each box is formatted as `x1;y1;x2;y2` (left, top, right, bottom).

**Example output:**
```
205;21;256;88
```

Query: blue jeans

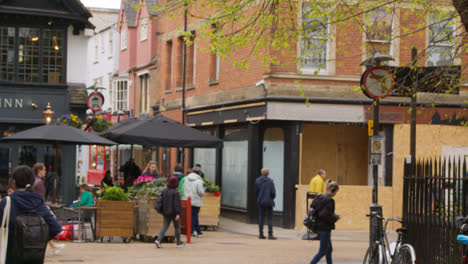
310;230;333;264
258;206;273;236
191;206;202;235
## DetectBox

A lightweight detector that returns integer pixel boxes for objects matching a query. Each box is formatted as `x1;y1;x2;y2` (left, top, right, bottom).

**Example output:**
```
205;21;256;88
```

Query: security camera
256;80;265;87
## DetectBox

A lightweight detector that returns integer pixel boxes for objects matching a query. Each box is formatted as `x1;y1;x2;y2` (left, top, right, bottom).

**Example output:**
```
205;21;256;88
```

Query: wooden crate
199;193;221;227
96;200;134;237
137;196;174;237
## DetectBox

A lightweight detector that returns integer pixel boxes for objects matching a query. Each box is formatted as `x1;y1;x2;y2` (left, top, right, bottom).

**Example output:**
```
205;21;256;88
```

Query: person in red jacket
309;180;341;264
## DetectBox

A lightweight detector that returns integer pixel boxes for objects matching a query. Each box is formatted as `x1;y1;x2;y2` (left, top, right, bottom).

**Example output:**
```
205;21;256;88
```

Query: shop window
222;128;248;209
365;9;393;61
263;128;284;212
427;13;456;66
194;130;216;183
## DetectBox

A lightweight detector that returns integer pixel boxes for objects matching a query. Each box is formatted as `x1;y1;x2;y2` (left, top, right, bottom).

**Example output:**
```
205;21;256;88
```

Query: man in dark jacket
119;158;142;190
254;168;277;240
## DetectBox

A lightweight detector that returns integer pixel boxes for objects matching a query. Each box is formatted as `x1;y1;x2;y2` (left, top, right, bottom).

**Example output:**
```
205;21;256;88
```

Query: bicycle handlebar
366;213;403;223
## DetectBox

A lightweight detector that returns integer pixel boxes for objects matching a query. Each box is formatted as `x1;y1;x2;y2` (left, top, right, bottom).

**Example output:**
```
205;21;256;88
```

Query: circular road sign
361;66;395;100
87;92;104;112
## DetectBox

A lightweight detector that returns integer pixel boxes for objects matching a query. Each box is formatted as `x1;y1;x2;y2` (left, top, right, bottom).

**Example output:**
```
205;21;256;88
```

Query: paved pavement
44;217;370;264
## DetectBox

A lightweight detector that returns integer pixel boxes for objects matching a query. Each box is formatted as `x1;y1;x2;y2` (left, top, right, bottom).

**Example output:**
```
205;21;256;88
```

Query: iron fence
403;157;467;263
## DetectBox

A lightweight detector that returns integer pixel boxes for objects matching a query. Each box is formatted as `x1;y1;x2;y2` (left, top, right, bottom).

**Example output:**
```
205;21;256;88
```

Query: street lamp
43;102;54;124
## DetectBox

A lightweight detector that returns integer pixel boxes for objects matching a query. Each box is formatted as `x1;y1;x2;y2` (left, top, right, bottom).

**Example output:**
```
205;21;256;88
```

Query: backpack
303;207;318;232
154;195;163;214
12;210;49;263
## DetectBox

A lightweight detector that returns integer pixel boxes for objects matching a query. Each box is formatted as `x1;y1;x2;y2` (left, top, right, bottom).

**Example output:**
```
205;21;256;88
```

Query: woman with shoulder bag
309;180;341;264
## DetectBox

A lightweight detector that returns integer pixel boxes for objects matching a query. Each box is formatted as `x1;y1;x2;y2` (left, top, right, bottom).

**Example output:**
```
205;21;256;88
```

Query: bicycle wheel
363;243;384;264
392;244;416;264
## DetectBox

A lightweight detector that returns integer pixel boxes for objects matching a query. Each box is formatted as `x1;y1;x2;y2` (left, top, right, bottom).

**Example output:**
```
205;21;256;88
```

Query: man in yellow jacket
308;169;326;194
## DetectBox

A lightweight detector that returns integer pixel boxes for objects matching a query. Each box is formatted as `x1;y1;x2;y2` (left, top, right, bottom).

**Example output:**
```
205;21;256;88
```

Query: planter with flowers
91;115;113;132
60;114;83;129
96;187;134;243
127;177;174;239
199;179;221;229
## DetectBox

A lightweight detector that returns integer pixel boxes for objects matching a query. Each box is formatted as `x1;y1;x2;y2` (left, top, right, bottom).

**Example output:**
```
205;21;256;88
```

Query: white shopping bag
0;197;11;264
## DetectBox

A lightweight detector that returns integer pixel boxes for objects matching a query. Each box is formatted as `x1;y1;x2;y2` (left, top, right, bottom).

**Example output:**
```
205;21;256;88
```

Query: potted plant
127;177;175;239
199;178;221;229
60;114;83;129
96;187;134;243
91;115;112;132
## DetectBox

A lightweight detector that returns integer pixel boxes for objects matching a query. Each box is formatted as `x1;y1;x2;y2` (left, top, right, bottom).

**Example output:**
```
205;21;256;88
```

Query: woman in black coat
309;180;341;264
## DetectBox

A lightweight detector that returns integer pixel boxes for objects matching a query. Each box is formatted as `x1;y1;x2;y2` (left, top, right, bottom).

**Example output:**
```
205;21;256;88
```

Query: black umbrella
101;108;223;148
1;123;116;202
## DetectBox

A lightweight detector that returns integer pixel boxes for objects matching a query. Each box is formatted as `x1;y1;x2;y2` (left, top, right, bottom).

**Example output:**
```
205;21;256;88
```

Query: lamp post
43;102;54;124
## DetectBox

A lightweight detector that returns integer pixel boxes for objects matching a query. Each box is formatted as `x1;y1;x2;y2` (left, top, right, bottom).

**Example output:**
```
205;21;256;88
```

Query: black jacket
254;176;276;208
311;194;339;231
161;188;182;217
0;191;61;264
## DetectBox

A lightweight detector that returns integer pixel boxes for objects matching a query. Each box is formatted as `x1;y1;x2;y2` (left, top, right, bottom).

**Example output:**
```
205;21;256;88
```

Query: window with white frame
301;4;329;73
139;73;150;113
112;79;128;111
121;28;127;50
101;33;105;54
141;18;148;41
427;14;456;66
94;37;99;63
365;9;393;60
108;30;113;58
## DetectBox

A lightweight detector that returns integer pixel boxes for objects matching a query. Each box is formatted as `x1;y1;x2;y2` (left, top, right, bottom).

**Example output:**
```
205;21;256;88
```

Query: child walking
155;176;185;248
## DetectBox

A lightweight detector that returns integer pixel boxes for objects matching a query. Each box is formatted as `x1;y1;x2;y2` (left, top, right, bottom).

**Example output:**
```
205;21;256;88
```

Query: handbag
154;196;163;214
1;197;11;264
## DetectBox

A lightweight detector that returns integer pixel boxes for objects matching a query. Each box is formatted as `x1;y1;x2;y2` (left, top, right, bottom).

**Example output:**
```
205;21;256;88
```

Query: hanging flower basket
60;114;83;129
91;115;113;132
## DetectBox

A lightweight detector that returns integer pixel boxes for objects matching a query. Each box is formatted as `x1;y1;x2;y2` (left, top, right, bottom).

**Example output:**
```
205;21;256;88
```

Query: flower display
203;178;221;193
60;113;83;129
127;177;167;198
91;115;113;132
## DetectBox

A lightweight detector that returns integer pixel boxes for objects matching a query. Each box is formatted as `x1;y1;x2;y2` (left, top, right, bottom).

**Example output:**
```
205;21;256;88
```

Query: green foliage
203;178;220;193
100;187;129;201
127;177;168;197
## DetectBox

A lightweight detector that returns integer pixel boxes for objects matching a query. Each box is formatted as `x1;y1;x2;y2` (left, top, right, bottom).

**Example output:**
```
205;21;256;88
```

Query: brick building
123;2;468;229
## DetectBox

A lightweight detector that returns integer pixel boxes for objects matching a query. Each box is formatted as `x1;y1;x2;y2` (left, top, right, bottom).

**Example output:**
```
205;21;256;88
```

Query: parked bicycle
363;212;417;264
456;216;468;263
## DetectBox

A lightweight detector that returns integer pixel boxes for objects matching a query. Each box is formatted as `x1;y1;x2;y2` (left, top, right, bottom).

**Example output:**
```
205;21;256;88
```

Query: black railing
403;157;468;263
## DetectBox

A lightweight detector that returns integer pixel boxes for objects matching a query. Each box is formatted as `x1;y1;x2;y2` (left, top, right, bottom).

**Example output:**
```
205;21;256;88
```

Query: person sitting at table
72;184;94;208
101;170;114;187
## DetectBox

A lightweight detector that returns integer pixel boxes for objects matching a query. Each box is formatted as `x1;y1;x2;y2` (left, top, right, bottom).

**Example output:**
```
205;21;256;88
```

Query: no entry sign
87;92;104;112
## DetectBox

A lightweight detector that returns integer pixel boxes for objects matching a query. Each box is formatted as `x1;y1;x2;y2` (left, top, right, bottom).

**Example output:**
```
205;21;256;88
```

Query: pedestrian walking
183;166;205;238
309;180;341;264
254;168;277;240
32;163;65;255
0;165;61;264
154;176;185;248
308;169;326;194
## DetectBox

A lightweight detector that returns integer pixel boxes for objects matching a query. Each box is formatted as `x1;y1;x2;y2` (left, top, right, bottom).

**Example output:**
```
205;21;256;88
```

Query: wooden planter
136;196;174;237
96;200;135;239
199;193;221;228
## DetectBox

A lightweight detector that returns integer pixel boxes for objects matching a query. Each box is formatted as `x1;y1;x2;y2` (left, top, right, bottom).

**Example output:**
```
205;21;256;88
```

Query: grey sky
80;0;120;9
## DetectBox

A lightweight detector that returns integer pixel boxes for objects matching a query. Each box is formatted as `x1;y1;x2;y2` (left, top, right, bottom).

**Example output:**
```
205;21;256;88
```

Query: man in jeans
254;168;277;240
